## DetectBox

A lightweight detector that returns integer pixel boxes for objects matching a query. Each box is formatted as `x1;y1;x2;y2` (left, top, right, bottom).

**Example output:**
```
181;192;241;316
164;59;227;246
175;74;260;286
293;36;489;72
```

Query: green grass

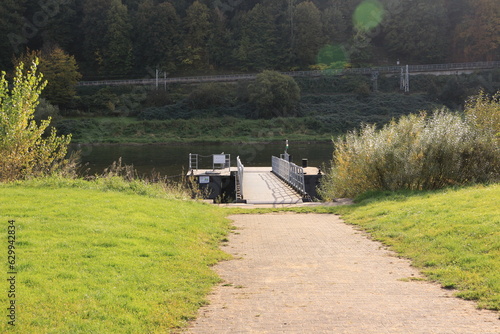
55;116;335;144
240;184;500;311
0;178;231;333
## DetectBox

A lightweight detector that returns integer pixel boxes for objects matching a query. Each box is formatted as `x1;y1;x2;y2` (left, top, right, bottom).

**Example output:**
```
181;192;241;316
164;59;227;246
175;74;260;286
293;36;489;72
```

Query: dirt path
186;214;500;333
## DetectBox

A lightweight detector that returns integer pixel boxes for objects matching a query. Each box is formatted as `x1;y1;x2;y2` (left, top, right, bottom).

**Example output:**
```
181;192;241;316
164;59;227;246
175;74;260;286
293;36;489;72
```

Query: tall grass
320;93;500;199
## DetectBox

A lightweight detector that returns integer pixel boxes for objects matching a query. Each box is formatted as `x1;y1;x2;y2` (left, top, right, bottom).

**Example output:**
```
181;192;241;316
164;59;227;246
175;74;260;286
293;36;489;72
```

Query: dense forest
1;0;498;79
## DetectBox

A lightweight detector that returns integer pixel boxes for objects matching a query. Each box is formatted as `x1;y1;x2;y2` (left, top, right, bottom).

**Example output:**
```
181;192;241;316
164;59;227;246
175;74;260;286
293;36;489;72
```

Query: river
73;141;334;178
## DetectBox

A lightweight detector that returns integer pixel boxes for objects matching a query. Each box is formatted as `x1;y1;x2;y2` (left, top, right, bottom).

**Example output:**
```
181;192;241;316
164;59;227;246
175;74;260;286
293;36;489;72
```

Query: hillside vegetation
2;0;498;78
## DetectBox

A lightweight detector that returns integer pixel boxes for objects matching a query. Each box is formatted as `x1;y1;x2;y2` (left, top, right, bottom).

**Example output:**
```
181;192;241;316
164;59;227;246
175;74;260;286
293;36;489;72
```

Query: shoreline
70;139;335;146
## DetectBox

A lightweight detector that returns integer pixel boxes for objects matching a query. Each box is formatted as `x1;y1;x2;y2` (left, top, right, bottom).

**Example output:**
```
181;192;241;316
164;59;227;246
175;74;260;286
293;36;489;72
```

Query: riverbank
55;92;440;144
55;116;336;144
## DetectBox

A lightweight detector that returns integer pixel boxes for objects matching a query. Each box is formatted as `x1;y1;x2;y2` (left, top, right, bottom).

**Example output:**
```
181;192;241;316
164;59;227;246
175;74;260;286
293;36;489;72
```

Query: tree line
0;0;498;79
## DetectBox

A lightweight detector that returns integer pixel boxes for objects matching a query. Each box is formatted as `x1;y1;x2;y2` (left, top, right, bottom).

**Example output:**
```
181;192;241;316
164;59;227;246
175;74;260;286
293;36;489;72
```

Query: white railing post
236;156;244;200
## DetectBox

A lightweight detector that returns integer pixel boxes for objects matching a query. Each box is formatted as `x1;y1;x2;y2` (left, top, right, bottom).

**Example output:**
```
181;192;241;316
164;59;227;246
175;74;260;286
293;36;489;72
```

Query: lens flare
353;0;384;32
316;44;349;71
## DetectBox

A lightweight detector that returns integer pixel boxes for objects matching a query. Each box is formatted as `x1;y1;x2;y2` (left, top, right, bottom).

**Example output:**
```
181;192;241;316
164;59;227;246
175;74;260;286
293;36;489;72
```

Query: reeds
320;92;500;199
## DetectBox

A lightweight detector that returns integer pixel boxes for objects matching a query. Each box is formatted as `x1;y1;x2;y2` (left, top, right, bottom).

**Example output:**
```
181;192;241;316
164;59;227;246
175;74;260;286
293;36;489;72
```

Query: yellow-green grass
0;179;231;333
240;184;500;311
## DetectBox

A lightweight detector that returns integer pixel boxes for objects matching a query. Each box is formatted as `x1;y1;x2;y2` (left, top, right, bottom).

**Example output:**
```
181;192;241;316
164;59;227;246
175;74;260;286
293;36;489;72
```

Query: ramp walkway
241;167;302;205
187;214;500;333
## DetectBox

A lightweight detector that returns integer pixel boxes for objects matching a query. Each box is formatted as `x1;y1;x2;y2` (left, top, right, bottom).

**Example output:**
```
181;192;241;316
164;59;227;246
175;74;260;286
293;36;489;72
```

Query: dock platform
242;167;303;205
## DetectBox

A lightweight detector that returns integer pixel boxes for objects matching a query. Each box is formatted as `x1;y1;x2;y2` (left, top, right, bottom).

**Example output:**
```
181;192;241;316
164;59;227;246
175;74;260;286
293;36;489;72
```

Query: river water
73;141;334;178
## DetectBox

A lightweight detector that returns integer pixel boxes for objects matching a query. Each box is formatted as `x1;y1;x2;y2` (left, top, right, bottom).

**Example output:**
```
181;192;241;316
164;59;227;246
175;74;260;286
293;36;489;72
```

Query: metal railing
79;61;500;87
236;156;244;200
188;153;230;171
189;153;198;171
272;156;306;196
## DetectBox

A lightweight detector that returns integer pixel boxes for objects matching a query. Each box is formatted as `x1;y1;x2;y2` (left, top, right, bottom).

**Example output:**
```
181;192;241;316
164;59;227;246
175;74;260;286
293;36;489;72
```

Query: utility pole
155;68;159;90
400;65;410;93
405;65;410;93
371;71;379;92
289;0;295;55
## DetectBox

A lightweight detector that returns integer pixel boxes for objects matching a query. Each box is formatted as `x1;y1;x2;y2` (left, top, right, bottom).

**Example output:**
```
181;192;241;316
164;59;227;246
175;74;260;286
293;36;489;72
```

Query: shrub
0;60;72;181
248;71;301;118
35;98;60;123
187;82;235;109
465;90;500;140
319;105;500;199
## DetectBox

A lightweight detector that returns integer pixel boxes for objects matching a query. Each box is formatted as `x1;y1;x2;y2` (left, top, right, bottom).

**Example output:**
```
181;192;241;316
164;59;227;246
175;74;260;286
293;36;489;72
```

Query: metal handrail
189;153;198;171
236;156;244;200
272;156;306;195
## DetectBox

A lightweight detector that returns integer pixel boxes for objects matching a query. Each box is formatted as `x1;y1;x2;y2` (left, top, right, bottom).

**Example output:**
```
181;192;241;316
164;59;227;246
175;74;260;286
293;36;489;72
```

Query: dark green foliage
0;0;26;70
300;93;439;133
137;101;254;121
82;0;133;75
296;75;372;94
294;1;323;66
382;0;450;63
0;0;497;77
410;71;500;108
135;0;180;72
187;83;236;109
248;71;301;118
55;118;100;137
233;4;278;71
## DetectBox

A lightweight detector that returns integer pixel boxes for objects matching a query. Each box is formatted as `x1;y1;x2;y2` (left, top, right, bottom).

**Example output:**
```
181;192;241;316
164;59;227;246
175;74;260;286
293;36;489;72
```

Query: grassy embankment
0;177;232;333
1;179;498;333
58;92;438;144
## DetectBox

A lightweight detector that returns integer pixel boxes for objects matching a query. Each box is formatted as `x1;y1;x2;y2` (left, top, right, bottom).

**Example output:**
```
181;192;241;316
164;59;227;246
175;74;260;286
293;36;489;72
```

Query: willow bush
320;93;500;199
0;60;72;182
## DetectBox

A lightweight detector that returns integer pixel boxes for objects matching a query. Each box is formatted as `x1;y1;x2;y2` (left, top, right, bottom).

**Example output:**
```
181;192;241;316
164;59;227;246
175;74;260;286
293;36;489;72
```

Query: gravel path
186;214;500;333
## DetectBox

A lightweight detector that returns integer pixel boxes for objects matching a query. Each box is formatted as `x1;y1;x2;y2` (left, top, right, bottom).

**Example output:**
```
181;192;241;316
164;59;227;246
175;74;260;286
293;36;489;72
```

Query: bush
35;98;61;123
319;104;500;199
187;83;236;109
0;60;72;181
466;90;500;140
248;71;301;118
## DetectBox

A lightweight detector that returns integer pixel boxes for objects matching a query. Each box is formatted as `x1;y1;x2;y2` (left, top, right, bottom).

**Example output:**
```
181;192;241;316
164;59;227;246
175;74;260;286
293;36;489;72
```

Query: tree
208;8;234;70
233;4;278;71
248;71;301;118
37;0;80;55
452;0;500;62
82;0;133;75
39;48;82;106
321;4;350;45
294;1;324;67
0;59;72;181
14;48;82;107
0;0;27;70
382;0;450;63
135;0;181;72
181;1;211;69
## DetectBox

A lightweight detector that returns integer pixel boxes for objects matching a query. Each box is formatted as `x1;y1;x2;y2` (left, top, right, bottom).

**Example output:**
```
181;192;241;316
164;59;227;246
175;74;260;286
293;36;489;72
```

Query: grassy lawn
0;178;231;333
273;184;500;311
